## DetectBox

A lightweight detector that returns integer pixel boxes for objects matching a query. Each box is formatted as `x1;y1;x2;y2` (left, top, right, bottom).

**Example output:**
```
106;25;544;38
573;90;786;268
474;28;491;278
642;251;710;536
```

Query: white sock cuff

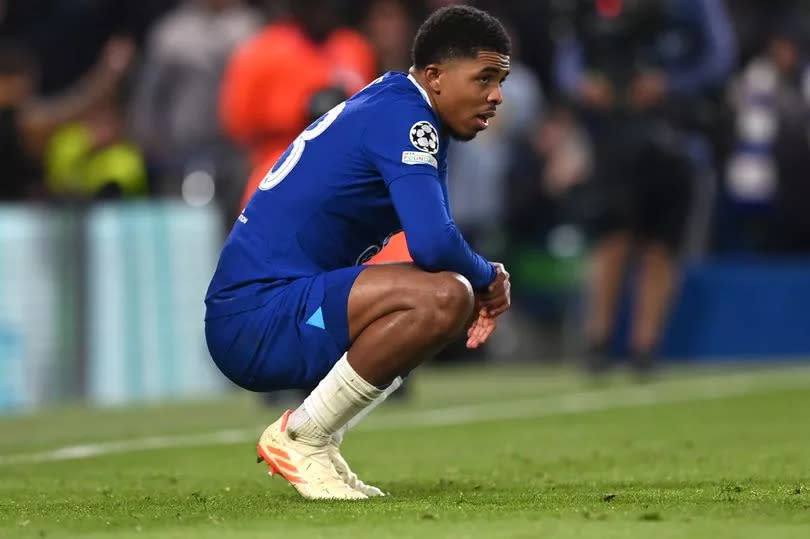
301;353;382;436
333;355;383;402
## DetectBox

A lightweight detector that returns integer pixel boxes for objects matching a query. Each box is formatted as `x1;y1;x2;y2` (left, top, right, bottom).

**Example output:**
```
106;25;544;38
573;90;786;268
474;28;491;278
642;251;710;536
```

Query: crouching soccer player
204;5;512;500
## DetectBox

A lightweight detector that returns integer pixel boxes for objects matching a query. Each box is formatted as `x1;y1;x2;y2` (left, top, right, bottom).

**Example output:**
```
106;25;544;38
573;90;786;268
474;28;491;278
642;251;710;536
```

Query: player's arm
363;100;495;291
364;101;498;289
391;173;509;338
387;173;496;291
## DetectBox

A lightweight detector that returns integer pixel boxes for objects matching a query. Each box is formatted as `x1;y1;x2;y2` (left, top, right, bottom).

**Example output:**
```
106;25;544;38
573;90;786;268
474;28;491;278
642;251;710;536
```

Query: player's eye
478;76;491;84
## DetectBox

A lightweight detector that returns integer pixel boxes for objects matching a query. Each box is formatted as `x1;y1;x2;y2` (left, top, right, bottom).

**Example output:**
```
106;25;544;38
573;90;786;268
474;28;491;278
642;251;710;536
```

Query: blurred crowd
3;0;810;245
3;0;810;365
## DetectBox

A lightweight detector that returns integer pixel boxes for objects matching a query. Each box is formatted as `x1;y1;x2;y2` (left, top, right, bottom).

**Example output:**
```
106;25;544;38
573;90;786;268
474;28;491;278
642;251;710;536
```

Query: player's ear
423;65;442;94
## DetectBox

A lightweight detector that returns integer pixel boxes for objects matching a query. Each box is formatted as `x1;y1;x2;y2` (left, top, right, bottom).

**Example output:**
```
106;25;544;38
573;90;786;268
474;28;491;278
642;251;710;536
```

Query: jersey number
258;102;347;190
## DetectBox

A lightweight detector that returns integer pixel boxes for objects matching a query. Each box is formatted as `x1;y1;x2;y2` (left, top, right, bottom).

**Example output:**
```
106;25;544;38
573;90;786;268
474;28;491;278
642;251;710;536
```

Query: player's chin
448;124;481;142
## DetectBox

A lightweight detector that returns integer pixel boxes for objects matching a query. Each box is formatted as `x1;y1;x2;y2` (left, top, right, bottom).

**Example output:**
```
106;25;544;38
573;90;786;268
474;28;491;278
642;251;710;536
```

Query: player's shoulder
342;73;442;163
352;73;427;106
349;72;436;125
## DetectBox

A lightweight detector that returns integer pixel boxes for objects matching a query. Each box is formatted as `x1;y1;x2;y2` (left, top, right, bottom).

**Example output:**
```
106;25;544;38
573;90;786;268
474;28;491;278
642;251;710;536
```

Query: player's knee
427;272;474;336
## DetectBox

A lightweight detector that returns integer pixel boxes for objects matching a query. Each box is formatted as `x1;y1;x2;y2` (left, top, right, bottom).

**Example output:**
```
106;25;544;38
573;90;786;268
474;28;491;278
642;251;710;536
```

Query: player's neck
408;67;438;111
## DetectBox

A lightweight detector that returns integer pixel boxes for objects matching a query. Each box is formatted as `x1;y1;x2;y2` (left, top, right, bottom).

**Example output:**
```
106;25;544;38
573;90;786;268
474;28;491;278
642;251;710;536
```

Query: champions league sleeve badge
409;121;439;155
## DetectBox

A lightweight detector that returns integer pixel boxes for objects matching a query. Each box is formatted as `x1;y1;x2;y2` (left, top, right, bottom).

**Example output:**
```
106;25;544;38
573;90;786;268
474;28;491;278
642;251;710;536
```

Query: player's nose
487;85;503;106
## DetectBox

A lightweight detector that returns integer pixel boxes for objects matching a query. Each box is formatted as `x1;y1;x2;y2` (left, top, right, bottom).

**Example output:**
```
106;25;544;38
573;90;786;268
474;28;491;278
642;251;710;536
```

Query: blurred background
2;0;810;413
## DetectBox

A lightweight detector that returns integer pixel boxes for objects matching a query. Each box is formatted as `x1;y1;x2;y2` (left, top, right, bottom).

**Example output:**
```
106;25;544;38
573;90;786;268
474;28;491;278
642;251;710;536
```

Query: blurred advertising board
0;203;227;413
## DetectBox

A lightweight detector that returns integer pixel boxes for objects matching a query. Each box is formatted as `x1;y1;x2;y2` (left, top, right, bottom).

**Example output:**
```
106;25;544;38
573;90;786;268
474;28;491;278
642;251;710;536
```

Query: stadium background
1;0;810;410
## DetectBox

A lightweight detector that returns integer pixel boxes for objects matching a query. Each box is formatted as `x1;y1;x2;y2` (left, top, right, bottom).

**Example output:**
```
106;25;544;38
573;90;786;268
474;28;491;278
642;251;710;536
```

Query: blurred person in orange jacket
220;0;376;210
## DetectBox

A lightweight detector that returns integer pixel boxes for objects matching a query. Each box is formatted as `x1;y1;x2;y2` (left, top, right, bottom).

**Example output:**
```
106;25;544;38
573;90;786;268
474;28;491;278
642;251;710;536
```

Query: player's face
434;51;510;141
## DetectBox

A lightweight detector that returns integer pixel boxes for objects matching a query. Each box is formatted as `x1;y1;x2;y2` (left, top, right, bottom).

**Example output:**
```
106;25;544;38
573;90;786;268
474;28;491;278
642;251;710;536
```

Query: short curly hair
412;5;511;69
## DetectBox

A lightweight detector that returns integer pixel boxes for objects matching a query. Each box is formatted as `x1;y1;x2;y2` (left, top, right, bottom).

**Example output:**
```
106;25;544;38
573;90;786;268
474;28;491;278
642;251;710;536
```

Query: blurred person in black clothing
553;0;735;373
724;0;809;68
362;0;416;74
0;0;175;94
507;107;592;248
0;36;133;200
0;40;38;199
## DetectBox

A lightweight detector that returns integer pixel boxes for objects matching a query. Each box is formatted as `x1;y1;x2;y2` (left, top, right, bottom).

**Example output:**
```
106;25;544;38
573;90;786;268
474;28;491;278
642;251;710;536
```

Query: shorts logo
409;121;439;154
402;151;438;168
305;307;325;330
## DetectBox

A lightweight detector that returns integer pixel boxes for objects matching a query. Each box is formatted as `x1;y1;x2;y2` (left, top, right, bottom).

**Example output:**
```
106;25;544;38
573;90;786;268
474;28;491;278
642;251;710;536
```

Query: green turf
2;363;810;538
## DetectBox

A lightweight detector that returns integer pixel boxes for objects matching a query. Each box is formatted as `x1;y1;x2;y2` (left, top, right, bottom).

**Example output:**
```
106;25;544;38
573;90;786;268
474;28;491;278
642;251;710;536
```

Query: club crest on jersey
409;121;439;155
354;230;401;265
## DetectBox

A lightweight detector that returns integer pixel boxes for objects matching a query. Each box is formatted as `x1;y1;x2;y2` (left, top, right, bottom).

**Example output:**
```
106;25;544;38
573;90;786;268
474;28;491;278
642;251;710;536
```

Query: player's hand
466;308;496;349
478;262;511;317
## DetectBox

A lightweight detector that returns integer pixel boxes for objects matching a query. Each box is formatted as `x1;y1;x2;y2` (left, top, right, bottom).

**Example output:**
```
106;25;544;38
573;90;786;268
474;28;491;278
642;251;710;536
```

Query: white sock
332;376;403;445
288;353;382;445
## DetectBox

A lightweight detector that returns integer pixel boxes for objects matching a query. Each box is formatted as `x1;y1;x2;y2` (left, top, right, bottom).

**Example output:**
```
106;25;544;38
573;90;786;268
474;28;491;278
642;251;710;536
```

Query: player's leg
327;374;403;496
289;263;473;437
345;264;475;383
304;266;474;494
258;265;475;499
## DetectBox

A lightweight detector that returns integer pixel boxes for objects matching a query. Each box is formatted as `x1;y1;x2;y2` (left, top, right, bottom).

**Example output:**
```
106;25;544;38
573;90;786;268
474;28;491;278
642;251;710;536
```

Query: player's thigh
346;264;474;342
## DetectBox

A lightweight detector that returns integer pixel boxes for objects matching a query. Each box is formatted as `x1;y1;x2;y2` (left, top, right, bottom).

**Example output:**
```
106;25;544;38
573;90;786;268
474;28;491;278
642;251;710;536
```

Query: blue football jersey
206;72;493;317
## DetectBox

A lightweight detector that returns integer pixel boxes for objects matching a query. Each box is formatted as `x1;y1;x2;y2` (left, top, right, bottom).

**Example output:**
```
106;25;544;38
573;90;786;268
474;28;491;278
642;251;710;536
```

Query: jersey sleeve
388;173;496;290
363;101;442;185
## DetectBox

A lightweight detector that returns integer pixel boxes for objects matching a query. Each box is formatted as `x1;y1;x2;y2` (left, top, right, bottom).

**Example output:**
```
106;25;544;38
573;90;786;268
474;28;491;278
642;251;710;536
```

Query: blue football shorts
204;266;367;391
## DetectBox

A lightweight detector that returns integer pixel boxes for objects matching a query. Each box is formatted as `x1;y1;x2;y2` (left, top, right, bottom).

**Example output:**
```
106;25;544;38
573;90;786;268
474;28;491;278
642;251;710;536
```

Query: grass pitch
1;363;810;538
